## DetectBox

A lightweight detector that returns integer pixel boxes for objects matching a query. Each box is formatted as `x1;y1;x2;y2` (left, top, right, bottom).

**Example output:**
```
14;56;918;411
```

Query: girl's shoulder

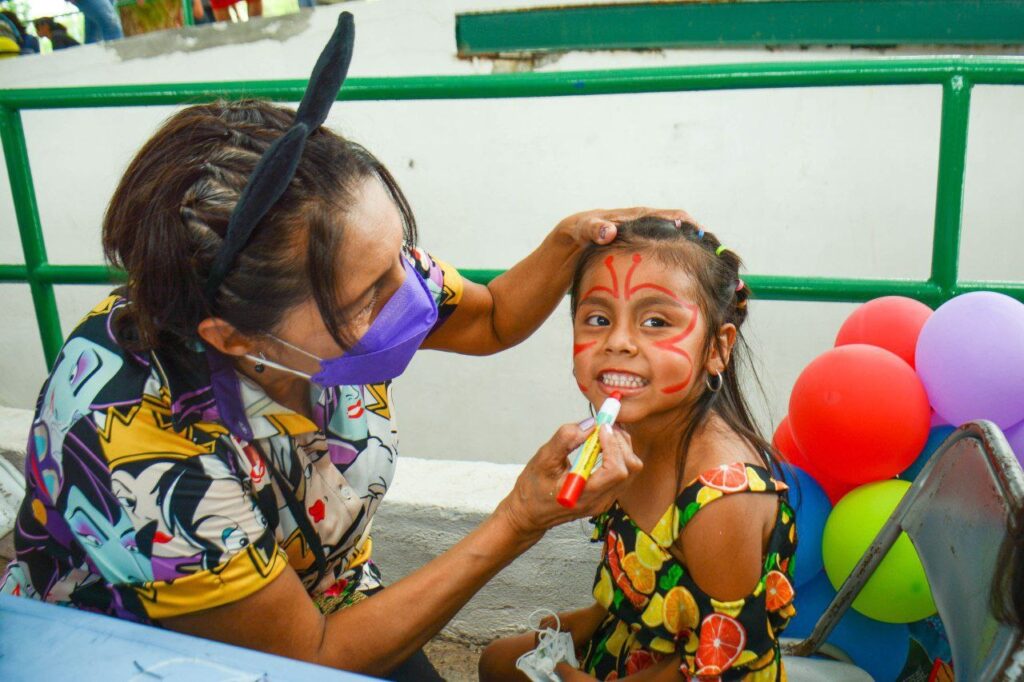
680;415;765;483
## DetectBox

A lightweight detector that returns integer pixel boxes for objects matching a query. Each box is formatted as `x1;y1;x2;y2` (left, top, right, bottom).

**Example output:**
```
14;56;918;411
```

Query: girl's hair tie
697;228;705;239
715;245;730;257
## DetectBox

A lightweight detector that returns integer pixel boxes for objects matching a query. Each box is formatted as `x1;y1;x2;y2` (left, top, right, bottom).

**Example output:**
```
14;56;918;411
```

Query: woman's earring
706;370;724;393
254;352;267;374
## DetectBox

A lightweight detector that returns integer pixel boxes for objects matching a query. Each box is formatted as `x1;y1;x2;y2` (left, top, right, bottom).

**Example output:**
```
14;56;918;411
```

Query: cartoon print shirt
0;248;462;623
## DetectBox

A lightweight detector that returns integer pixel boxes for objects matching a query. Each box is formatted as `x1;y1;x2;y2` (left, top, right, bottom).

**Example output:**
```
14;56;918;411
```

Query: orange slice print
622;553;656;594
663;586;700;635
764;570;795;611
625;650;659;675
695;613;747;676
698;463;750;493
606;530;649;609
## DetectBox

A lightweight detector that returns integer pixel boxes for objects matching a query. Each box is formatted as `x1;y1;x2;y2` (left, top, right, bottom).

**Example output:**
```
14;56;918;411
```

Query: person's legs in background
75;0;123;42
82;9;98;44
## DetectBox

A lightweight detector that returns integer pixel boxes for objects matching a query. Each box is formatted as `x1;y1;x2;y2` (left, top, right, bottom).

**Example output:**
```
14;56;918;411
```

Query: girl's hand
554;207;701;247
498;422;642;539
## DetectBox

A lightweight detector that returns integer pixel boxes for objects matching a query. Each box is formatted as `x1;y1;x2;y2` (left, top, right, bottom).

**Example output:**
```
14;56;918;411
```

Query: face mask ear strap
265;334;326;364
244;352;315;382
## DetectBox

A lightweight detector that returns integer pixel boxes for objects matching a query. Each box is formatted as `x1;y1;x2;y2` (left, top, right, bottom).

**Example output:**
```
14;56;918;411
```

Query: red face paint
580;255;621;301
625;253;682;301
654;303;699;394
573;341;597;357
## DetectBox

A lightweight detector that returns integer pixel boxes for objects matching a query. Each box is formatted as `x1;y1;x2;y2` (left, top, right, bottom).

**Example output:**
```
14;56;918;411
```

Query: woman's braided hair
569;216;778;479
103;99;416;355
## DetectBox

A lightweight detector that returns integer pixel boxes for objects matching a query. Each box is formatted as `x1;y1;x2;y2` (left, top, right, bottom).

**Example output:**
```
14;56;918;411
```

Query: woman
1;14;688;679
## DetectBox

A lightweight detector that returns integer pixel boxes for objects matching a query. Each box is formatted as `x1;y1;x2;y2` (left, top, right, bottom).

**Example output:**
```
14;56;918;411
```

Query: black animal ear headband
204;12;356;306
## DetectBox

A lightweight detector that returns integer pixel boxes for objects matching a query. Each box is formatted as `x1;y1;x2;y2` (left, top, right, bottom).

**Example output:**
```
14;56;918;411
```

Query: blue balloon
901;426;956;481
787;572;910;682
780;466;831;587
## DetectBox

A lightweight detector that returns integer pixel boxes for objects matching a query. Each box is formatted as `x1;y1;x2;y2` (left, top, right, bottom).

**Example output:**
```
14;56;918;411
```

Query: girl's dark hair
570;216;778;480
103;99;416;353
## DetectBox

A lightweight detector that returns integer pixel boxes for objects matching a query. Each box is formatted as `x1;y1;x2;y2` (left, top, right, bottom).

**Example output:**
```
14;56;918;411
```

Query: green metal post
931;74;972;301
0;107;64;367
182;0;194;27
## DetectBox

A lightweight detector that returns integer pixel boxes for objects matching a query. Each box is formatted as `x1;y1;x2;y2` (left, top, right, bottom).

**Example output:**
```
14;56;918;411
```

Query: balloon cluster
775;292;1024;679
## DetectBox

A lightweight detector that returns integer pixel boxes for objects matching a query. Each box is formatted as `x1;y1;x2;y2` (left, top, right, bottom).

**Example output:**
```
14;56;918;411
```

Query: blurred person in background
72;0;123;43
34;17;80;50
211;0;261;23
0;10;40;54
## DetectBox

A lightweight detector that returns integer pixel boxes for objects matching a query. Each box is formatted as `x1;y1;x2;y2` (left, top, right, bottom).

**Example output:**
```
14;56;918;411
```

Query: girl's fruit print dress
581;463;798;681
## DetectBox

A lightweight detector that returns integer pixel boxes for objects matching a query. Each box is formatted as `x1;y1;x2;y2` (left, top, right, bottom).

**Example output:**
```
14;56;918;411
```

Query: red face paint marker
557;392;622;508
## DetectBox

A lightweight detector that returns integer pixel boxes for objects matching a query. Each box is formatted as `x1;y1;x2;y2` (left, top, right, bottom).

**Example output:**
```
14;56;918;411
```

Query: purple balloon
916;292;1024;429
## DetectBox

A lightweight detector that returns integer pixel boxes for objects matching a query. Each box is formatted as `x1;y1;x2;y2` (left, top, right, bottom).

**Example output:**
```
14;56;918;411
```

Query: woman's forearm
486;228;583;348
164;424;639;677
319;506;542;674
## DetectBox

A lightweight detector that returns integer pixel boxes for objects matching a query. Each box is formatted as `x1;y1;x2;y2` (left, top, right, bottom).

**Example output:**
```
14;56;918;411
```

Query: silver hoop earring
254;351;267;374
706;371;723;393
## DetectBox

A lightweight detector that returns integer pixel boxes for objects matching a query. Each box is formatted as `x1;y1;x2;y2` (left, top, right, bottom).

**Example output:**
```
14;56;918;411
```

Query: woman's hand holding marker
498;418;640;541
557;392;622;508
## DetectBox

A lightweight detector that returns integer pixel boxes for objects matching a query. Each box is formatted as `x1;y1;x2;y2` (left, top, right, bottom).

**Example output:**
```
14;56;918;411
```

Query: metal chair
784;421;1024;680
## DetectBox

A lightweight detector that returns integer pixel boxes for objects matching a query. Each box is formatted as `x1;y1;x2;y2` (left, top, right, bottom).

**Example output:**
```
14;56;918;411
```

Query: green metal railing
456;0;1024;55
2;57;1023;367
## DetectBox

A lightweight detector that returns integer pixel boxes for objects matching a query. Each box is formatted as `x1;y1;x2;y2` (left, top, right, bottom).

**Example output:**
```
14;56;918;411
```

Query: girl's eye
642;317;669;328
584;314;610;326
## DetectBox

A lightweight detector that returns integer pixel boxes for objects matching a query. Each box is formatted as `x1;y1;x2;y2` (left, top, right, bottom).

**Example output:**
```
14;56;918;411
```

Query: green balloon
822;480;936;623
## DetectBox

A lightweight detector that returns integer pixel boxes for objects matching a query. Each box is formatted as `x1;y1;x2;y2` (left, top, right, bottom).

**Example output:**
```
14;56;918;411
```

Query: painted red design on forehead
624;253;681;302
580;255;621;301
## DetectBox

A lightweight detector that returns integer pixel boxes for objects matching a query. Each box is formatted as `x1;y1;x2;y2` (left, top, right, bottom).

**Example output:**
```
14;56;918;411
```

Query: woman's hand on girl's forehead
555;207;699;247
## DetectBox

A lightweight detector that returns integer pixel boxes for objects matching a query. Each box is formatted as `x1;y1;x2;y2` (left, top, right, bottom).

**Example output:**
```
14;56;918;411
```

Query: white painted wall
1;0;1023;469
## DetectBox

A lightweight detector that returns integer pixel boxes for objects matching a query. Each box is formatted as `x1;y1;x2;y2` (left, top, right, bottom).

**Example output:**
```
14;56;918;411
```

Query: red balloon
772;416;815;473
789;344;930;486
773;417;858;502
835;296;932;369
817;476;858;505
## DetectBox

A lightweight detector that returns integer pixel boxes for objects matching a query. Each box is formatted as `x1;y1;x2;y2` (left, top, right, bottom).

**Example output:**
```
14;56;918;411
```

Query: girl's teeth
601;372;647;388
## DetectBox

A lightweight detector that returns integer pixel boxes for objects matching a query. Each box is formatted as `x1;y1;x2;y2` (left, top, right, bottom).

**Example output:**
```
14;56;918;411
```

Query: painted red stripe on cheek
660;350;694;394
577;381;589;394
573;341;597;357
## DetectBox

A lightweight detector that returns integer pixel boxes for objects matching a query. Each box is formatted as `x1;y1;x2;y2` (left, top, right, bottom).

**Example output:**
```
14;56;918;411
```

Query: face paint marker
557;392;622;508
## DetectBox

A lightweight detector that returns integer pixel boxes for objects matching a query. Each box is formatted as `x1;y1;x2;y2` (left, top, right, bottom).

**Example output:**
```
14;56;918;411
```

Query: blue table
0;595;373;680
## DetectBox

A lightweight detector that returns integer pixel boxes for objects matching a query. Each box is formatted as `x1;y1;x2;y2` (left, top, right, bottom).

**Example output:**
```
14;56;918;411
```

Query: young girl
481;217;798;681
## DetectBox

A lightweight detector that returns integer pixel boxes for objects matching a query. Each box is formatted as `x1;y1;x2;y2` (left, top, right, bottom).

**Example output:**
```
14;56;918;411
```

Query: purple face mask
250;258;438;386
